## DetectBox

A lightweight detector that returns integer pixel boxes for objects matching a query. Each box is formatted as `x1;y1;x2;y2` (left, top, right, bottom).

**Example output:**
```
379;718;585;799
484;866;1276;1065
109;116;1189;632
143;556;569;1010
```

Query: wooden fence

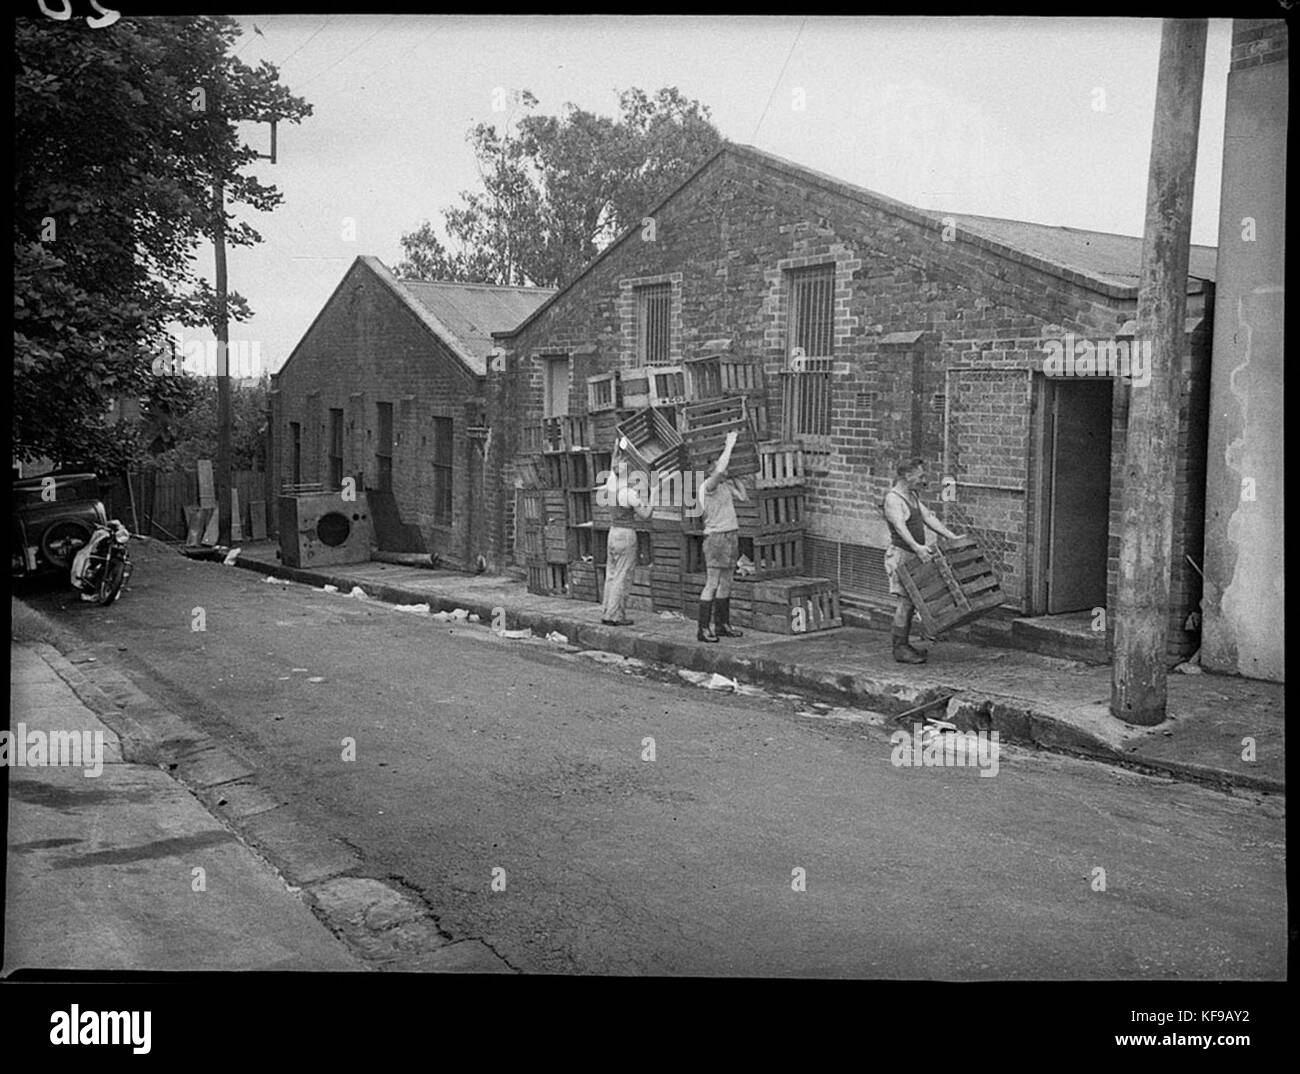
100;469;274;541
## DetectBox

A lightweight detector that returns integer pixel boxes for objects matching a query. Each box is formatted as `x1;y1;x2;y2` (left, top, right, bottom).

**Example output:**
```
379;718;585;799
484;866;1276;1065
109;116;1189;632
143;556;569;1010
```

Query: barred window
636;283;672;365
789;264;835;359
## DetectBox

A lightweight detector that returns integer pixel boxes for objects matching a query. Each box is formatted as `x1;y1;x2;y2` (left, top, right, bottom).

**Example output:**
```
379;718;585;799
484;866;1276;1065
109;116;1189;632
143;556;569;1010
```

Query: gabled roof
396;278;557;374
499;142;1218;340
362;256;554;376
278;256;554;382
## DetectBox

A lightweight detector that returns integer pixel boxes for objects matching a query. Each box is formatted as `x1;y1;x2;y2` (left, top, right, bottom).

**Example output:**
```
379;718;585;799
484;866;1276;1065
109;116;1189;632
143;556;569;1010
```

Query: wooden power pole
1111;18;1207;725
213;121;276;546
214;175;232;545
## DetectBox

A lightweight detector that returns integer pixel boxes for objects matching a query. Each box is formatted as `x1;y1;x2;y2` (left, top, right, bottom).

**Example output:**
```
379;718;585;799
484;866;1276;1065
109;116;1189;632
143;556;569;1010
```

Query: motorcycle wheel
95;554;128;606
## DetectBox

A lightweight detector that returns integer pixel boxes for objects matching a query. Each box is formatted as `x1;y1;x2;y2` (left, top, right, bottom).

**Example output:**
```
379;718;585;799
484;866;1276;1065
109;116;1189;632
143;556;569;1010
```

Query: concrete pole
1111;19;1207;724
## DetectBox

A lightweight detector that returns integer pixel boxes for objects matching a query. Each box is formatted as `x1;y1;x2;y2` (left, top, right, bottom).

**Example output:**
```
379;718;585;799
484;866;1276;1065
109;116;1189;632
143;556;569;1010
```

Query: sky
181;15;1234;377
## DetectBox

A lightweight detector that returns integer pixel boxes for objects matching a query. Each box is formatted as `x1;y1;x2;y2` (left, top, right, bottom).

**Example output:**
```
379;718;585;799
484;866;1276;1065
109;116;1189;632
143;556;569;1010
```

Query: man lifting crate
882;457;966;663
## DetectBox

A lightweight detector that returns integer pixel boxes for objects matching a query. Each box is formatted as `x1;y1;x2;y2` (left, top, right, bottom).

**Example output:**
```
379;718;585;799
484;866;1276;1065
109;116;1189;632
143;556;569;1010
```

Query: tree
145;375;269;473
13;15;311;472
396;87;722;288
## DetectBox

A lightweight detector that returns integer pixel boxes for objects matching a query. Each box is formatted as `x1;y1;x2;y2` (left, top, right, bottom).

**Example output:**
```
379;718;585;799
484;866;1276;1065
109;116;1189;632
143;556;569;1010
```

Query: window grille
789;264;835;360
636;284;672;365
782;265;836;448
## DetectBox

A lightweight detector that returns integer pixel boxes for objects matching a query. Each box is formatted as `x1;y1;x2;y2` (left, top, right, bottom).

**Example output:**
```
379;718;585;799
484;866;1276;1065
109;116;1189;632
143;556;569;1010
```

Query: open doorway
1039;378;1113;613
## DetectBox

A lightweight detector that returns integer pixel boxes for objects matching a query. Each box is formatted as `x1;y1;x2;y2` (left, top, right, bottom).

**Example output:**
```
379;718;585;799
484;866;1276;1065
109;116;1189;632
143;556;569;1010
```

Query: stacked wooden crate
650;530;685;611
684;354;768;438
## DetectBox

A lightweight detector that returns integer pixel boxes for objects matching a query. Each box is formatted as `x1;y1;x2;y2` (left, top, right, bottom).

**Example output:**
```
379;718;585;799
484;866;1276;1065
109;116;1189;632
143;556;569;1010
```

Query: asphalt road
17;543;1287;978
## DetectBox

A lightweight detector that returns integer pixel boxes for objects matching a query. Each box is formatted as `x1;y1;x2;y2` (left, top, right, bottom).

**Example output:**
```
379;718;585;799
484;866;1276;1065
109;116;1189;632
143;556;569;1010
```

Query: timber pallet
896;536;1004;639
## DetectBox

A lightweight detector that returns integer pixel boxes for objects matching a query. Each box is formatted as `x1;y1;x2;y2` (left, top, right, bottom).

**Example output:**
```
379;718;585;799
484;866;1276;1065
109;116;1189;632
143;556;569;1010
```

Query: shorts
884;545;918;598
703;529;738;570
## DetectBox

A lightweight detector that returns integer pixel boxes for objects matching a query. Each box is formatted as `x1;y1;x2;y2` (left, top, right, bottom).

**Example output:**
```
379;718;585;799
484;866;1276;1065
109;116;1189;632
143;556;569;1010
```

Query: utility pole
213;120;276;546
1110;18;1207;725
214;175;232;545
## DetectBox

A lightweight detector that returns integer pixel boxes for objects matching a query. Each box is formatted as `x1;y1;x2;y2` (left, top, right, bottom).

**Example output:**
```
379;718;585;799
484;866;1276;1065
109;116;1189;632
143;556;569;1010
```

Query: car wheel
41;520;93;569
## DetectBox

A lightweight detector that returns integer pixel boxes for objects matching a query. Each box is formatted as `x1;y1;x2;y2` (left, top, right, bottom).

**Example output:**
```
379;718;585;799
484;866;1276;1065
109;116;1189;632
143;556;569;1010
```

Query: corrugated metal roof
927;212;1218;285
395;280;556;374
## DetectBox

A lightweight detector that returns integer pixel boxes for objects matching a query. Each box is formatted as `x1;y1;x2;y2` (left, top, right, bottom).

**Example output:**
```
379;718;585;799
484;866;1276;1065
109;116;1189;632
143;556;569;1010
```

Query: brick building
485;144;1217;659
269;255;553;568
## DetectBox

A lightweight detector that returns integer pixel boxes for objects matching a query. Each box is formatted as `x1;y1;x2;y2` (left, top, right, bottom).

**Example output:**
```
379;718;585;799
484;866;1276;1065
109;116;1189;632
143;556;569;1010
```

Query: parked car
11;472;108;578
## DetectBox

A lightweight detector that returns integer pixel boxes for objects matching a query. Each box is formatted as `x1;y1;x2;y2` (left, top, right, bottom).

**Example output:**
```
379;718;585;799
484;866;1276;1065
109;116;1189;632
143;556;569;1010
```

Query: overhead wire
751;18;807;142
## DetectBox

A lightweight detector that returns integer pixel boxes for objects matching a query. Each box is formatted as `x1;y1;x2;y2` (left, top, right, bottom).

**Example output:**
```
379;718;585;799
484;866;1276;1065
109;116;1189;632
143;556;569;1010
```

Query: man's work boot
892;626;926;663
697;600;719;643
714;597;744;638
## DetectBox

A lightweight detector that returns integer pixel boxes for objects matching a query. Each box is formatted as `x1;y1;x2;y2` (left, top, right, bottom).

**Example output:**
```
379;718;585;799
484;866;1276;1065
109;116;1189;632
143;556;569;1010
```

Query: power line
751;18;807;143
271;18;331;71
293;19;393;93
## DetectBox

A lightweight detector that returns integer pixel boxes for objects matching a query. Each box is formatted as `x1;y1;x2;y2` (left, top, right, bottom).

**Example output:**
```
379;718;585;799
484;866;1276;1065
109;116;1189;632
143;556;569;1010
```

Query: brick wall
486;146;1211;657
272;259;485;569
1231;18;1287;69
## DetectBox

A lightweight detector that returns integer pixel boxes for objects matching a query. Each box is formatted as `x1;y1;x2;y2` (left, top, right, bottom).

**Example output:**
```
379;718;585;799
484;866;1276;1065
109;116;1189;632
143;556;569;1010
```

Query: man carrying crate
601;437;654;626
883;458;964;663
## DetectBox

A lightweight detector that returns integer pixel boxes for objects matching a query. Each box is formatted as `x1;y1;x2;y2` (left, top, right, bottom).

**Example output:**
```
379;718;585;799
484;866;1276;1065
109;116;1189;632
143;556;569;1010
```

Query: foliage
396;87;722;287
145;375;269;472
14;15;310;472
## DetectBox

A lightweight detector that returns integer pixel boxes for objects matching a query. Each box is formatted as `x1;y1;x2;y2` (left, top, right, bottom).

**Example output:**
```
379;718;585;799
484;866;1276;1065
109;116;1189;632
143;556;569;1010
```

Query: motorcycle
70;519;134;605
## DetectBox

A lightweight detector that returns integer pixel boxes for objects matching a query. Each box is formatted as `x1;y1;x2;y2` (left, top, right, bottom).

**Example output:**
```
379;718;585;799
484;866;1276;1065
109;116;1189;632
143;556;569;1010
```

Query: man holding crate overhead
696;429;748;643
883;457;964;664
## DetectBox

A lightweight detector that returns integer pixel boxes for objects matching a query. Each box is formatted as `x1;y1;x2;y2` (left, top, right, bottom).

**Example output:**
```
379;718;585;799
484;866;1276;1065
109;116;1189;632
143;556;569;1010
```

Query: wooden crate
590;409;624;450
650;531;685;611
680;397;760;477
521;422;543;454
751;577;842;635
521;524;544;563
539;455;565;488
734;487;805;534
518;488;544;527
569;561;604;603
561;415;590;451
527;563;567;596
541;417;565;453
743;532;804;578
897;537;1004;639
616;407;684;474
757;442;806;488
544;521;575;564
561;452;593;491
541;489;567;523
587;372;620;414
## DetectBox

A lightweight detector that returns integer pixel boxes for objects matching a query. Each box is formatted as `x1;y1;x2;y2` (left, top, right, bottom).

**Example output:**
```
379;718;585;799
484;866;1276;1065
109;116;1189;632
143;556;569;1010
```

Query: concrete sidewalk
231;540;1284;795
4;643;363;974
